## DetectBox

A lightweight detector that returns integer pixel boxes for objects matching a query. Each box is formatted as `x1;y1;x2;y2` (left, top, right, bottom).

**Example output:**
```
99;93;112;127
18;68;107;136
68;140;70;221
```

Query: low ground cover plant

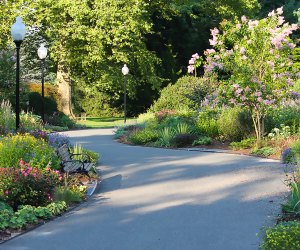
261;221;300;250
0;201;67;231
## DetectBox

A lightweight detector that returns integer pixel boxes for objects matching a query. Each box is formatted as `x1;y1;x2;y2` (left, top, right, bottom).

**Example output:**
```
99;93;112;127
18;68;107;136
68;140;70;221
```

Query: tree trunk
57;62;74;117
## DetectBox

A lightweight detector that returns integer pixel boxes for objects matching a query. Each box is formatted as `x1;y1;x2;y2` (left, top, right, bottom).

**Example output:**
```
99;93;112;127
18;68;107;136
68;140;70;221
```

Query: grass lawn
76;117;137;128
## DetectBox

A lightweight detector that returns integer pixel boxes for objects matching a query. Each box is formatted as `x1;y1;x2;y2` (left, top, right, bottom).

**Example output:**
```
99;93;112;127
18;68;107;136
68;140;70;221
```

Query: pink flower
209;38;218;46
214;55;220;60
189;58;195;65
254;91;262;97
287;42;296;49
245;86;251;92
192;53;200;59
257;97;263;103
235;88;243;96
239;47;245;54
187;65;194;74
205;49;215;55
233;84;240;89
278;16;285;25
236;23;241;29
248;20;259;29
19;159;25;165
241;15;247;23
267;61;275;68
287;78;294;86
210;28;219;36
276;7;283;15
229;98;236;104
240;96;247;101
268;10;275;17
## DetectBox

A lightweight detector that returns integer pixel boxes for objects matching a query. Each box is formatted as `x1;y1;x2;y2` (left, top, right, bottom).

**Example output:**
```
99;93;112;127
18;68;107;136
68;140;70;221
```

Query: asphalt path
1;128;288;250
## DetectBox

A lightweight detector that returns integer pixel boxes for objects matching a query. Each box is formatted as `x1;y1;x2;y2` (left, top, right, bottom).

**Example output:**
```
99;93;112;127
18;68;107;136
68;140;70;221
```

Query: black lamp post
11;17;26;130
37;44;48;124
121;64;129;124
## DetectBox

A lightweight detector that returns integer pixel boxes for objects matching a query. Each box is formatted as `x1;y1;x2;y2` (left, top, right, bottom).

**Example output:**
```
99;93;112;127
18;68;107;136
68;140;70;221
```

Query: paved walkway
2;129;288;250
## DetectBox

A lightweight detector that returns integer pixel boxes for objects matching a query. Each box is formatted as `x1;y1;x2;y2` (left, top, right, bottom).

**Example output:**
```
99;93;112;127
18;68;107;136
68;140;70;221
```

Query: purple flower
245;86;251;92
287;78;294;86
240;96;247;101
229;98;236;104
257;97;263;103
235;88;243;96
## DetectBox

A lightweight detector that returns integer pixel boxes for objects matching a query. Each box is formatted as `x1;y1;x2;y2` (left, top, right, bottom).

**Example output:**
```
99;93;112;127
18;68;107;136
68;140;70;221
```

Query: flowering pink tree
202;7;299;144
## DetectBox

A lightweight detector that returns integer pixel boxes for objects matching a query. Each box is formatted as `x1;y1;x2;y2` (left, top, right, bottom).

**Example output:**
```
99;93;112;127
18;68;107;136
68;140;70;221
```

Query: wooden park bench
57;144;94;178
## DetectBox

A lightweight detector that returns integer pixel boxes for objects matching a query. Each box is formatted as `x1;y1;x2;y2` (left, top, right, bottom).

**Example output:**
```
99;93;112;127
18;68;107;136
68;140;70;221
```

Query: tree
28;0;163;116
202;7;299;144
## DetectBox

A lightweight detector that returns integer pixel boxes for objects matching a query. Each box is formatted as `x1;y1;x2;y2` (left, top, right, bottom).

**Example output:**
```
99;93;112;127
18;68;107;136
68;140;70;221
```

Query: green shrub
230;138;256;150
217;107;252;141
28;92;58;116
137;112;156;123
251;147;274;157
47;112;75;128
172;133;197;147
128;129;159;145
196;109;219;138
150;75;214;112
261;221;300;250
192;136;212;146
265;106;300;134
0;134;60;169
0;166;62;210
28;83;61;106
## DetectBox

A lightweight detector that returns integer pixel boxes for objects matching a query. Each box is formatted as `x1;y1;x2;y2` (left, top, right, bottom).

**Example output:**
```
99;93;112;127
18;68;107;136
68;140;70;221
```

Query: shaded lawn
76;117;136;128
